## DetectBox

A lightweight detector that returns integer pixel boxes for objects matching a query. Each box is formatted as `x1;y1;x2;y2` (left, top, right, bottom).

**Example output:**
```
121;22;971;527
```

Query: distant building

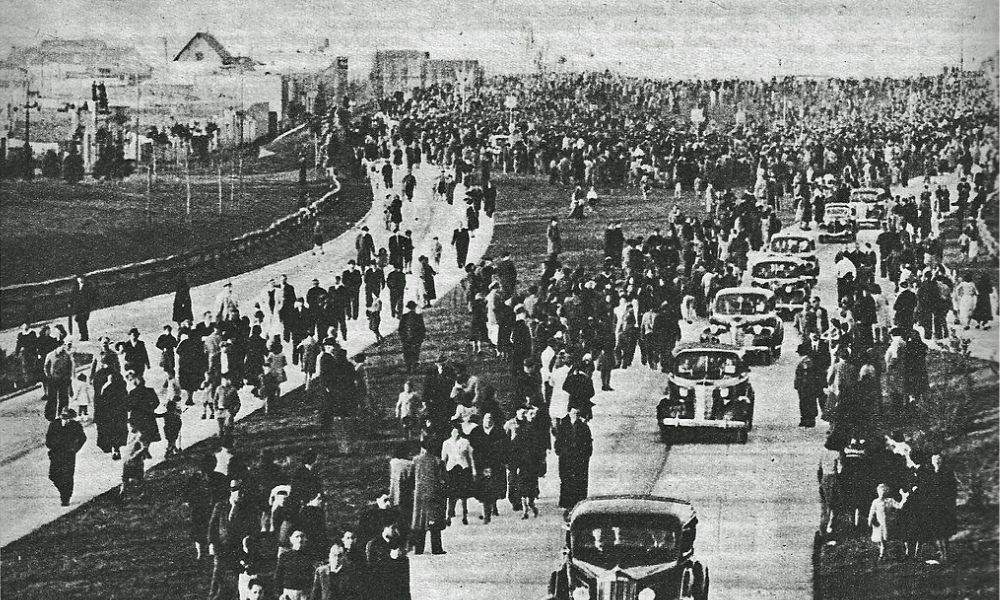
370;50;429;97
172;32;258;72
424;59;483;89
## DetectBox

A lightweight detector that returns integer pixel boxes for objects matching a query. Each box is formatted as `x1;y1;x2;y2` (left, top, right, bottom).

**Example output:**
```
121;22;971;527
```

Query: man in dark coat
794;346;822;427
356;226;375;266
207;482;256;600
399;302;426;373
310;542;365;600
318;344;358;426
69;274;97;341
363;264;385;308
306;279;328;337
555;406;593;517
893;281;918;331
470;412;508;523
279;275;297;342
327;277;350;342
410;442;446;555
388;230;406;270
386;265;407;318
46;408;87;505
451;227;470;268
509;311;532;375
342;260;363;320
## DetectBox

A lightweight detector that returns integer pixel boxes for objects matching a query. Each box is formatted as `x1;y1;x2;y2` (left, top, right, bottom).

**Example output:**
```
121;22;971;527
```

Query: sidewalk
0;164;494;547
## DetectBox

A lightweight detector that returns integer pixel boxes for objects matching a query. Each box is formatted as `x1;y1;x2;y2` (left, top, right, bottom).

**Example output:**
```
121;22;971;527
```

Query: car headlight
752;325;764;334
719;387;730;398
785;285;793;293
638;589;656;600
678;387;689;397
572;587;590;600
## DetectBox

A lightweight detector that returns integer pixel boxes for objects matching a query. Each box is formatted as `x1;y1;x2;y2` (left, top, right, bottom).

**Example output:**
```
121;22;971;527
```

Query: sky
1;0;997;79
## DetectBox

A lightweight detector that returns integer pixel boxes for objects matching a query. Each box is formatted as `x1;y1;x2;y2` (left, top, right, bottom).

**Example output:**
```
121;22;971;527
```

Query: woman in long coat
410;443;446;554
175;330;206;405
972;272;994;328
389;444;415;540
555;407;593;515
93;361;128;459
418;256;436;308
172;274;194;326
126;373;162;447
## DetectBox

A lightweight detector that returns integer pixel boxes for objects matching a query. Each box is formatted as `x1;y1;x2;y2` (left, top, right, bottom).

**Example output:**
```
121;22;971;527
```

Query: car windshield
674;352;743;379
572;515;681;567
827;206;850;217
715;294;769;315
851;191;879;203
770;237;813;253
752;262;800;279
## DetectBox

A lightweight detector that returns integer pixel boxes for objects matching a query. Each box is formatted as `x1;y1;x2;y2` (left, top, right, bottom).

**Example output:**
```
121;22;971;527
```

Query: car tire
548;568;569;600
659;427;673;445
693;563;709;600
771;346;781;361
735;429;748;444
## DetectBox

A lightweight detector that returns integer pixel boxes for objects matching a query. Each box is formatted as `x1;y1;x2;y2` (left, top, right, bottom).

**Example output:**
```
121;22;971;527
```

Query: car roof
751;254;808;265
771;230;815;241
716;286;774;298
674;342;743;354
571;495;696;524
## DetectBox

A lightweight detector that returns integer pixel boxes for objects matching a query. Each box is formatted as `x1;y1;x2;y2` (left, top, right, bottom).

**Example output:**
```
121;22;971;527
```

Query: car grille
597;578;639;600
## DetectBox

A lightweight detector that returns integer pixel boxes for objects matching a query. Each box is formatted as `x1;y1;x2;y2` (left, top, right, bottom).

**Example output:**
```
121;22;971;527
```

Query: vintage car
848;187;887;229
656;342;754;444
746;256;815;318
818;202;858;243
768;231;819;277
548;495;710;600
708;287;784;363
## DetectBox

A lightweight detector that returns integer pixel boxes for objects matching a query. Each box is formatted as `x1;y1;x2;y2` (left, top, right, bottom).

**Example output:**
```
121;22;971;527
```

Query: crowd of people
3;62;997;598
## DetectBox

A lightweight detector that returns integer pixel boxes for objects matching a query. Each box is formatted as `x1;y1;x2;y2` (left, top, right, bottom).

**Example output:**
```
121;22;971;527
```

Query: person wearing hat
386;264;407;318
69;273;97;342
356;225;376;267
45;407;87;506
399;301;426;374
215;281;241;324
418;255;437;309
208;480;256;600
122;327;150;377
42;338;74;421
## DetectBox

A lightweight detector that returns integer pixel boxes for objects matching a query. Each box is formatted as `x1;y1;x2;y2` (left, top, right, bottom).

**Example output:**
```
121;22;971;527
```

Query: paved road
0;164;494;547
412;176;998;600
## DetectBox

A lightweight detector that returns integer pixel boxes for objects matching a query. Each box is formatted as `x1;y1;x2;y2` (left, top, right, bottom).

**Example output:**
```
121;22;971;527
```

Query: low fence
977;191;999;259
0;176;342;329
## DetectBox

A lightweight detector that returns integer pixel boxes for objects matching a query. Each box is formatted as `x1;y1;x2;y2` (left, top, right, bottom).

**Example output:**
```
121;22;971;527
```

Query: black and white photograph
0;0;997;598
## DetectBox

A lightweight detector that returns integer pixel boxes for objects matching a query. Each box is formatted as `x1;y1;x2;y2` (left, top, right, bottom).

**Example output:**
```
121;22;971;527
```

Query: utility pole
22;88;39;180
217;163;223;214
185;146;192;223
145;163;152;224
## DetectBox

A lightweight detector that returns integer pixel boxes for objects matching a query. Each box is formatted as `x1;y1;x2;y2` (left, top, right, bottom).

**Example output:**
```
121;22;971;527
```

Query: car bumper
857;218;882;228
818;232;855;242
776;301;806;313
660;417;748;429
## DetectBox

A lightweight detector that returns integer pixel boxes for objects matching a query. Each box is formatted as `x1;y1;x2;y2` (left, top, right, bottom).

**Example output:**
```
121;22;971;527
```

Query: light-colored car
768;231;819;276
709;287;784;363
746;256;815;317
848;187;887;229
819;203;858;243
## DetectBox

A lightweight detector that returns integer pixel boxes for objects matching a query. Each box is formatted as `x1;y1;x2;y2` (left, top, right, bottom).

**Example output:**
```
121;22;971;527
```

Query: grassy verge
0;177;710;598
816;352;999;600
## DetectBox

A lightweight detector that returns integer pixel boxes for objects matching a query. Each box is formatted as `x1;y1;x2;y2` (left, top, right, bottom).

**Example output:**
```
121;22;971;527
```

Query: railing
977;191;999;258
0;175;342;329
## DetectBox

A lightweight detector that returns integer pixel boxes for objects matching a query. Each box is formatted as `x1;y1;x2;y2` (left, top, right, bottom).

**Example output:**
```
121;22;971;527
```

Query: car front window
715;294;768;315
572;517;681;566
752;262;798;279
674;352;742;379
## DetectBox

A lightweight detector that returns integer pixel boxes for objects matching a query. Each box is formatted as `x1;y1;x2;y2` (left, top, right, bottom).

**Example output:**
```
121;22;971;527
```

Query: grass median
0;178;706;599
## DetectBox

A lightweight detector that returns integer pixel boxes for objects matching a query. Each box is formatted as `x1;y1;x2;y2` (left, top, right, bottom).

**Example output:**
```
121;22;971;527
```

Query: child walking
157;399;183;458
72;372;92;419
868;483;910;560
118;422;147;504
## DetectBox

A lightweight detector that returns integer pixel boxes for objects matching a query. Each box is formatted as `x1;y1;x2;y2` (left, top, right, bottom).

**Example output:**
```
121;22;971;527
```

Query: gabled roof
173;32;233;62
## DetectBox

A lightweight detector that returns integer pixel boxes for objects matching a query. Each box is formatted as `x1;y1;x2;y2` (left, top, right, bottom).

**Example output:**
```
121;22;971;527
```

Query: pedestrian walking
399;302;426;373
555;406;593;518
69;274;97;341
410;441;447;555
45;407;87;506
